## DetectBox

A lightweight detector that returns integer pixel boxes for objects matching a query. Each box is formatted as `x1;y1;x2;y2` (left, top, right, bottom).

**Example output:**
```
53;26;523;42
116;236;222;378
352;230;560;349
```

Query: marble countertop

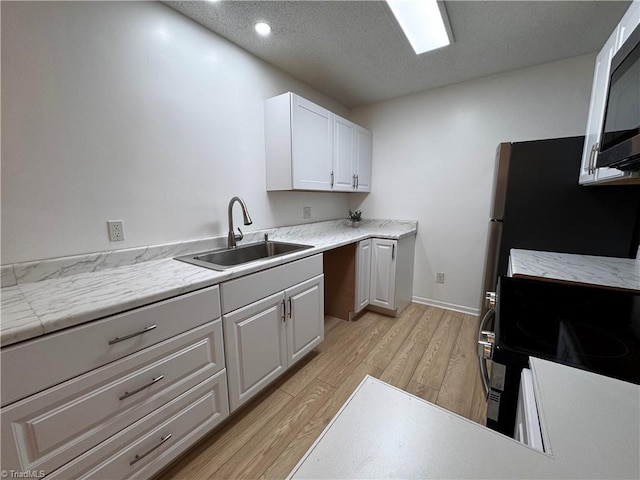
1;219;417;347
509;249;640;291
289;360;639;479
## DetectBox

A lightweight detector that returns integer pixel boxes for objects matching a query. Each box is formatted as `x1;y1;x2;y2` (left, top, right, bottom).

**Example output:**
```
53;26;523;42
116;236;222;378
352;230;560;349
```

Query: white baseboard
412;296;480;316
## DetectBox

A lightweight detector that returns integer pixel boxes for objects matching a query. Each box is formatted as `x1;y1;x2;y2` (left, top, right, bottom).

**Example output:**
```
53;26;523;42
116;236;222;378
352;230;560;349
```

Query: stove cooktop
495;276;640;385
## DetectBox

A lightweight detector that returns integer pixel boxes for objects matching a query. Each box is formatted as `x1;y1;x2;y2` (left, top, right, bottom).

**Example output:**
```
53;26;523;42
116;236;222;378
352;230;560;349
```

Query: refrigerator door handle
477;308;495;396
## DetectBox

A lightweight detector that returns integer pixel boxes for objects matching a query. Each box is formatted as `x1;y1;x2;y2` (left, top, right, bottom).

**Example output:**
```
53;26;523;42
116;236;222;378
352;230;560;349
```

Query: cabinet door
355;126;372;192
223;292;287;412
46;372;229;480
369;239;397;311
291;95;333;191
595;2;640;184
579;31;616;185
286;275;324;365
333;116;356;191
616;0;640;52
355;239;372;313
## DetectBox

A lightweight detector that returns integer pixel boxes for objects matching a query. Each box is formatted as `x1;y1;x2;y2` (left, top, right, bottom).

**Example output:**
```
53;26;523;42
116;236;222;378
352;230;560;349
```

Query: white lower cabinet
46;372;229;479
369;238;397;310
1;254;329;477
222;255;324;412
0;286;229;480
223;291;288;411
286;275;325;365
368;235;416;317
355;239;372;313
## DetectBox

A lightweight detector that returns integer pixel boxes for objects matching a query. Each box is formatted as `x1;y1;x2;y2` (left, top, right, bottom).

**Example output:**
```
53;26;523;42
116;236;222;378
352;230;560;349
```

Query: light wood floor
157;303;487;480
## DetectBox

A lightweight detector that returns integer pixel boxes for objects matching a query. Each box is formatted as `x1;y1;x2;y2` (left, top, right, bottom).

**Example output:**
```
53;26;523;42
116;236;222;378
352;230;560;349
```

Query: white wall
1;1;598;314
1;1;350;264
349;54;596;313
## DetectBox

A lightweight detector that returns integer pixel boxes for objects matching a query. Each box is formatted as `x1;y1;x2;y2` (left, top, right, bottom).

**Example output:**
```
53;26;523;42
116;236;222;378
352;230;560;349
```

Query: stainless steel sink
175;241;314;271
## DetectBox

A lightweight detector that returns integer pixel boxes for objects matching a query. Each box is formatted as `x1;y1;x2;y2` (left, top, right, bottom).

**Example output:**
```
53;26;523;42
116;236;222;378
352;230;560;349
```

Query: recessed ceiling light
386;0;451;55
254;22;272;36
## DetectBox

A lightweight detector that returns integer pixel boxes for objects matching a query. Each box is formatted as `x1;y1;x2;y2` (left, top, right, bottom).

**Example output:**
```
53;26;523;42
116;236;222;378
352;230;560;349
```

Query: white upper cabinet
355;126;372;192
265;92;333;191
579;31;617;185
291;96;334;190
332;116;372;192
579;0;640;185
333;116;357;191
616;0;640;50
265;92;372;192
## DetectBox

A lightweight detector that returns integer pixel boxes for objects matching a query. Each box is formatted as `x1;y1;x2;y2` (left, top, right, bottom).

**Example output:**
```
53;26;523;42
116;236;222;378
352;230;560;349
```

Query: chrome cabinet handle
352;174;356;189
588;142;600;174
129;433;172;466
392;244;395;260
108;325;157;345
119;375;164;401
330;171;334;188
288;297;292;319
281;299;286;322
356;175;359;189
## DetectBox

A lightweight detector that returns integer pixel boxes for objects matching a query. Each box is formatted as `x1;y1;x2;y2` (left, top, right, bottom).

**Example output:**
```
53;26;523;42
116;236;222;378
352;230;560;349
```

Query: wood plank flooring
157;304;487;480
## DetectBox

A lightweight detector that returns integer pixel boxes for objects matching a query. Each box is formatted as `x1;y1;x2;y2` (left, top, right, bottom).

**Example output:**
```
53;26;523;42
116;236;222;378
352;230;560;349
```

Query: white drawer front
221;254;322;314
1;285;221;407
46;371;229;480
1;321;224;474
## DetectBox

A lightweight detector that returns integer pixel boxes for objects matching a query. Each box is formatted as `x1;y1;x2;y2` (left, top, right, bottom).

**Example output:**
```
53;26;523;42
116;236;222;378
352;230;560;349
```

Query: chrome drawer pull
119;375;164;401
129;433;172;466
108;325;157;345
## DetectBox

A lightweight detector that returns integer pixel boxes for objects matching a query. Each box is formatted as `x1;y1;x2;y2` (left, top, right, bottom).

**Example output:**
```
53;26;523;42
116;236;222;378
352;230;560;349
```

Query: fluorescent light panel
386;0;450;54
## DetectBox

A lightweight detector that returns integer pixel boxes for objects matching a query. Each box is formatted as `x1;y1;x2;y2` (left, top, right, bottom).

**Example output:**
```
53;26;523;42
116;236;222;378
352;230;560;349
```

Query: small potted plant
348;209;362;227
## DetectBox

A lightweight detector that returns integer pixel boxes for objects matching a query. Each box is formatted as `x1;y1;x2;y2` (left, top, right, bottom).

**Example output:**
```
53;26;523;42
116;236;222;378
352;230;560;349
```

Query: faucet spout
227;196;253;248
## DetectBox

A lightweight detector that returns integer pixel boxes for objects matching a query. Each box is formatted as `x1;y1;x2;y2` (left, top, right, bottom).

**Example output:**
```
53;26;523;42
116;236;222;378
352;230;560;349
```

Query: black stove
485;275;640;436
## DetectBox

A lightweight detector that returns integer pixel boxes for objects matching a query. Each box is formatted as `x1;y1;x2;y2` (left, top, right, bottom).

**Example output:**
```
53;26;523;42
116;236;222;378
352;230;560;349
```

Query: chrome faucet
227;196;253;248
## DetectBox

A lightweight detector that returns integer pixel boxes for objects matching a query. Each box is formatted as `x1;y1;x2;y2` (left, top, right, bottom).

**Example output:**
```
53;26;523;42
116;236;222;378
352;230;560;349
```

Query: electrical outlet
107;220;125;242
303;206;311;220
436;272;445;284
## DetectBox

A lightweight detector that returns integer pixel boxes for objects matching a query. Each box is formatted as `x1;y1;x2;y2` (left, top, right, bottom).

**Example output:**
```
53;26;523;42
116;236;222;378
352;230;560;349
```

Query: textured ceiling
165;1;631;108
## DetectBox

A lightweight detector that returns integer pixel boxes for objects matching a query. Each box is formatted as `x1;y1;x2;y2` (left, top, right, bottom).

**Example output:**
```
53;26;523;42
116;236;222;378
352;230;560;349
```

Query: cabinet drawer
221;254;322;314
46;371;229;480
1;321;225;475
1;285;221;406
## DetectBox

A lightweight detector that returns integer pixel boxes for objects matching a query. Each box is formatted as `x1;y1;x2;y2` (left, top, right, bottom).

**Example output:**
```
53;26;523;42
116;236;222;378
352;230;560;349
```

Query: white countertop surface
510;249;640;291
0;219;417;347
289;359;640;479
530;358;640;479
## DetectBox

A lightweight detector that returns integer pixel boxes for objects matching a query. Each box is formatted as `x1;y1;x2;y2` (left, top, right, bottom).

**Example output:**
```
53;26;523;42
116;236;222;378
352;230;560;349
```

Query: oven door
478;278;529;436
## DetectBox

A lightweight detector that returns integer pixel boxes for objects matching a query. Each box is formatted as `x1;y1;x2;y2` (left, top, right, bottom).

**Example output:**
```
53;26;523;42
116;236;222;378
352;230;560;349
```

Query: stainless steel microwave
597;23;640;172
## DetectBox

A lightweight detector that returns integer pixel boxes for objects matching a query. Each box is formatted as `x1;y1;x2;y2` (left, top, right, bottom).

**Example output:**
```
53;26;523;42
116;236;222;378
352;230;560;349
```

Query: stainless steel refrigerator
479;136;640;319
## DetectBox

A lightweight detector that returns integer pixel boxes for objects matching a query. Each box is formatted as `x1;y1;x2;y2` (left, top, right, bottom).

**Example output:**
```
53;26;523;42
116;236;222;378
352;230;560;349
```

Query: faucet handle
234;227;244;243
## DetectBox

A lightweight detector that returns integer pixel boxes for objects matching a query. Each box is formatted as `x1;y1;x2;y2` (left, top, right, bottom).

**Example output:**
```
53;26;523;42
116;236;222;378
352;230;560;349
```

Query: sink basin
175;241;314;271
